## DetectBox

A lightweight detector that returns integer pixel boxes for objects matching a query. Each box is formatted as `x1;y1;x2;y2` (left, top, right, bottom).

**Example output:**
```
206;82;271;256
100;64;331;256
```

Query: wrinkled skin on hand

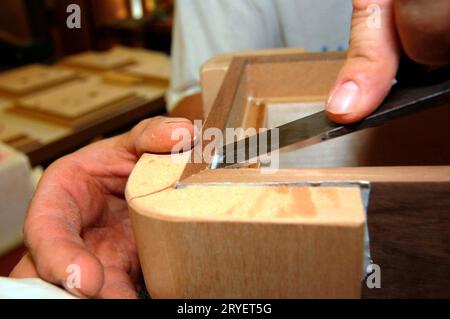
10;116;196;298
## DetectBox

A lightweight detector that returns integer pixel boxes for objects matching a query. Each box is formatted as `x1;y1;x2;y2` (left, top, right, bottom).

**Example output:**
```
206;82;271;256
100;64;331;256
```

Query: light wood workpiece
127;51;450;298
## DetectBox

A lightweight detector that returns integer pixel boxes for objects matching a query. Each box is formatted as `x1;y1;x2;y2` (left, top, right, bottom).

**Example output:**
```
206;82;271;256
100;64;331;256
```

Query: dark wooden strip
363;182;450;298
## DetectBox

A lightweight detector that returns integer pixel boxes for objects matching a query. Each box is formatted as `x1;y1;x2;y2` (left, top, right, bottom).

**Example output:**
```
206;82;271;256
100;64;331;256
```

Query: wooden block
121;59;170;86
9;97;144;129
61;47;171;87
126;51;368;298
126;50;450;299
0;65;78;97
7;80;142;128
15;81;136;119
188;50;450;298
61;51;136;71
126;154;365;298
103;46;171;86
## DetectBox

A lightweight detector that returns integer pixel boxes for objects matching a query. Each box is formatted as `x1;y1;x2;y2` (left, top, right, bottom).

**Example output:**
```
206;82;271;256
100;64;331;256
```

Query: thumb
326;0;401;124
119;116;197;157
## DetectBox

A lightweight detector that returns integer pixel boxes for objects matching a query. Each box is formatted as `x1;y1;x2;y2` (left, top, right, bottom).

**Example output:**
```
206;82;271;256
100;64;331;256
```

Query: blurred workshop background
0;0;174;275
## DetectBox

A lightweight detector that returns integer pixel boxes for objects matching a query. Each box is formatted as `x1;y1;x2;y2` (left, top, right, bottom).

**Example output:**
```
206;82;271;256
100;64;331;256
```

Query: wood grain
362;182;450;298
130;50;450;298
182;166;450;184
126;154;365;298
184;167;450;298
179;58;249;180
246;60;343;102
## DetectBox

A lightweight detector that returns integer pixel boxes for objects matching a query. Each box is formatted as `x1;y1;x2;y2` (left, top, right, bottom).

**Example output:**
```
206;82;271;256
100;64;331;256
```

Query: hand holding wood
10;117;195;298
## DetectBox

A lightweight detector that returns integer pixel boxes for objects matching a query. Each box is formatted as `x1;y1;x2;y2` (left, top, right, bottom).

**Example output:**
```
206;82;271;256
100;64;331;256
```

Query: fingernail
326;81;360;114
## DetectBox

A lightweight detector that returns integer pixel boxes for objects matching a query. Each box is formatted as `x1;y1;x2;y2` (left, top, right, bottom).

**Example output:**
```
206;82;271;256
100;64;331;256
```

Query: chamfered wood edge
126;153;366;298
126;153;450;298
179;57;248;180
126;187;367;225
125;153;368;225
183;166;450;184
126;153;450;224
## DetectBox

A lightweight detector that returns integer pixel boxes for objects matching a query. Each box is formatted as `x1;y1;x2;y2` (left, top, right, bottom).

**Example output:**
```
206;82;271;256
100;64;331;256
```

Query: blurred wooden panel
121;59;170;86
16;80;135;118
8;80;149;129
61;51;135;71
0;65;78;97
